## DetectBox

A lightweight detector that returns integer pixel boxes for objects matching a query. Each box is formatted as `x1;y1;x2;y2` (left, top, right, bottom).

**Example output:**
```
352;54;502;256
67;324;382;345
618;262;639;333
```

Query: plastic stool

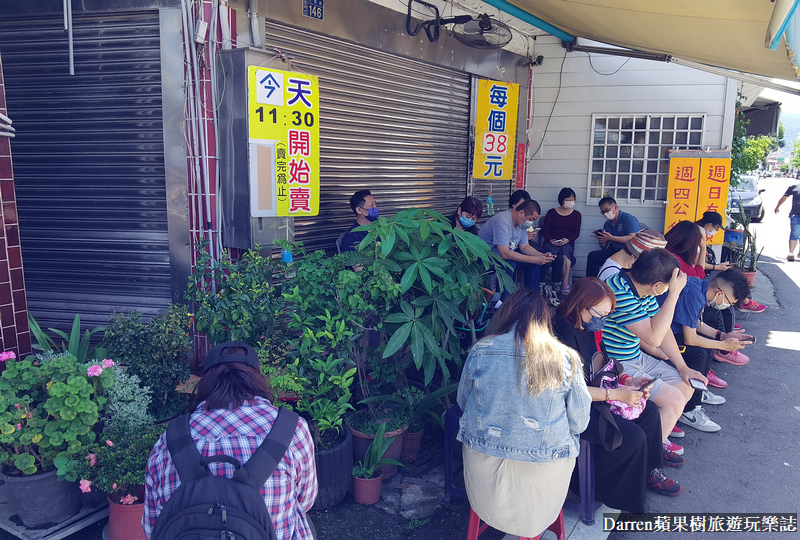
444;404;467;502
563;439;598;526
467;507;566;540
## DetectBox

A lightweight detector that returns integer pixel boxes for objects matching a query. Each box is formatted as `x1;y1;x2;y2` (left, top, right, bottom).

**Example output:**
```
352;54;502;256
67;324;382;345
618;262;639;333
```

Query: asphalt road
609;177;800;540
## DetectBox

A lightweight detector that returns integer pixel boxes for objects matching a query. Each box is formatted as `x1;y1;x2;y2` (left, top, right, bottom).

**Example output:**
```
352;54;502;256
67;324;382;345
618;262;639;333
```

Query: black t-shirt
340;220;368;252
784;183;800;215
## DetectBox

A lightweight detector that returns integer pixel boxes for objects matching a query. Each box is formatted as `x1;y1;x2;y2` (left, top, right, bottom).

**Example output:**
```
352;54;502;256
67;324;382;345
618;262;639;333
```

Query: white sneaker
679;406;721;432
701;389;726;405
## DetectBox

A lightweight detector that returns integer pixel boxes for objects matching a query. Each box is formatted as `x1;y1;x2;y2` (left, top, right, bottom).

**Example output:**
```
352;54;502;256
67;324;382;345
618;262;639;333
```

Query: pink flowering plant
72;425;164;504
0;352;114;475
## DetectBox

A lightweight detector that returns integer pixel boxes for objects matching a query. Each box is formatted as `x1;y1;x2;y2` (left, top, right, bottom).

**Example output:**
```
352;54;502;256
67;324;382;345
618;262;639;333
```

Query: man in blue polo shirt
586;197;641;277
603;248;705;458
670;269;752;433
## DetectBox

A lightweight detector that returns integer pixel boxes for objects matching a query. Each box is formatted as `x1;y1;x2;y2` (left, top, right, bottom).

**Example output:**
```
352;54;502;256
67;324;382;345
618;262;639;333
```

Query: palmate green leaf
418;265;433;294
434;297;466;324
395;225;411;246
496;266;517;293
381;226;397;257
416;321;439;355
400;262;419;292
437;233;453;256
394;251;417;262
424;261;450;280
379;258;402;273
411;295;434;307
400;300;414;318
383;321;412;358
383;312;412;324
410;323;425;369
458;231;493;262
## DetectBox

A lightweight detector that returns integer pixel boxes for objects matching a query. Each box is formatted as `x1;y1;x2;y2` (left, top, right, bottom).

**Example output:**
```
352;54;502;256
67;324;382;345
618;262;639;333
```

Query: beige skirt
463;445;575;538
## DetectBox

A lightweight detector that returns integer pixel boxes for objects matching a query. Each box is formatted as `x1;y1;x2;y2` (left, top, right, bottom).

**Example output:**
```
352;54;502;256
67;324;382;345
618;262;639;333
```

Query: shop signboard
247;66;320;217
472;80;519;181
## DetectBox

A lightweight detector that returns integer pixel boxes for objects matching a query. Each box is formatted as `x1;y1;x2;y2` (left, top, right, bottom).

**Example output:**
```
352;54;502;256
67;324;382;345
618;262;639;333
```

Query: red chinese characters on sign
288;158;311;184
665;157;700;232
289;187;311;212
288;130;311;157
674;188;692;200
706;165;728;182
674;166;696;181
696;159;731;245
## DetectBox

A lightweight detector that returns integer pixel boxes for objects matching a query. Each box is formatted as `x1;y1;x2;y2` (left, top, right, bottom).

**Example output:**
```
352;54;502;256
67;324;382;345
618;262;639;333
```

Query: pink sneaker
670;425;685;438
663;439;684;456
706;369;728;388
713;350;750;365
738;299;766;313
734;324;743;331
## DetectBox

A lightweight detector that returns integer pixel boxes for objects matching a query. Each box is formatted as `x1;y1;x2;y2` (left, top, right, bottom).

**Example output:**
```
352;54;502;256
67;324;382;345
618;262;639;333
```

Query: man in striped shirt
602;248;708;458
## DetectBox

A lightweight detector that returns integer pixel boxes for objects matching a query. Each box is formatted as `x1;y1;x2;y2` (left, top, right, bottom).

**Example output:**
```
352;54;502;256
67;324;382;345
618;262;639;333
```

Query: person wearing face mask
541;188;582;296
449;196;482;235
669;269;753;434
602;248;701;458
478;199;556;296
694;212;730;274
585;197;641;278
340;189;380;253
555;278;683;504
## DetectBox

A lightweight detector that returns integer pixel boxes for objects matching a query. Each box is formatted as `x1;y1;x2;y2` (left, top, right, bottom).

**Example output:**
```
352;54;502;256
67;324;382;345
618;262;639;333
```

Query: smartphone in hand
638;373;662;391
689;378;708;391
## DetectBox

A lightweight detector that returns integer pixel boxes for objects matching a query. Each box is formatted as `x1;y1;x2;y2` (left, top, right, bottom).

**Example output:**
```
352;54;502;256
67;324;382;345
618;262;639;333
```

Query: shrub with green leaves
103;304;191;418
0;352;113;475
102;369;154;435
186;240;284;346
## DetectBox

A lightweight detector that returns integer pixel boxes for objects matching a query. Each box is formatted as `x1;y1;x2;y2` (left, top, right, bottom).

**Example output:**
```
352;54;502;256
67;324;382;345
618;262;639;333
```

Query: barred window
588;114;705;203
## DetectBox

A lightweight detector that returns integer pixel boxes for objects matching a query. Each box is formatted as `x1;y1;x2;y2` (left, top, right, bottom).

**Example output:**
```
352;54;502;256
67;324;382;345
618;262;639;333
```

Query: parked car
729;175;765;222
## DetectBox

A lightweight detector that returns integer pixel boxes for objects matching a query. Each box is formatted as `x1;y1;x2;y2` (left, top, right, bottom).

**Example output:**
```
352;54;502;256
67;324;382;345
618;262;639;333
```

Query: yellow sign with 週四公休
665;157;701;233
247;66;320;217
472;80;519;181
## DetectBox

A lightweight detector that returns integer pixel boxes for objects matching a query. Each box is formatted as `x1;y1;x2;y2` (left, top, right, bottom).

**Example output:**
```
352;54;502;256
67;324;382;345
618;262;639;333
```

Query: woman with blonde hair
457;289;591;538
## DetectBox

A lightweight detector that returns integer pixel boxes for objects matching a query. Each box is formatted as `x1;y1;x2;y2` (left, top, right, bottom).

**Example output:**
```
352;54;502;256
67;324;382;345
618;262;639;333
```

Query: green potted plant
73;425;165;540
0;351;114;527
346;404;406;480
726;200;763;285
352;422;404;505
360;382;458;463
103;304;192;419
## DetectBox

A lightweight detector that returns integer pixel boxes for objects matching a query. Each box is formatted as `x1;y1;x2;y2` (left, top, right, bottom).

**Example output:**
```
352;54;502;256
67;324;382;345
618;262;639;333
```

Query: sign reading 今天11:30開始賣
247;66;320;217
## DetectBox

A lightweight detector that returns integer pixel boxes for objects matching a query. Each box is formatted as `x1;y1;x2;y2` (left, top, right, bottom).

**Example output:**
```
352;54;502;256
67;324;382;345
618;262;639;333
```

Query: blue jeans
491;247;541;298
790;214;800;241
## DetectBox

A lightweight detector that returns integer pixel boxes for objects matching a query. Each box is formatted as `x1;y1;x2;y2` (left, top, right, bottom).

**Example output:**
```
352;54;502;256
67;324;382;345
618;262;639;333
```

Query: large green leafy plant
0;352;113;475
352;422;404;480
186;240;284;345
28;314;106;364
103;304;192;418
344;208;513;385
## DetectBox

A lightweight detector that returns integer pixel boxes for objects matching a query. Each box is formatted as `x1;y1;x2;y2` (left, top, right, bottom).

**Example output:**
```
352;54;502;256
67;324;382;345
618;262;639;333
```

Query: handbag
593;357;646;421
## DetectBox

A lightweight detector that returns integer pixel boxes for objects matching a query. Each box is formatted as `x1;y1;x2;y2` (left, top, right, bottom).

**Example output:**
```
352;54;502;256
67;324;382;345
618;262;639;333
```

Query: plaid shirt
143;397;317;539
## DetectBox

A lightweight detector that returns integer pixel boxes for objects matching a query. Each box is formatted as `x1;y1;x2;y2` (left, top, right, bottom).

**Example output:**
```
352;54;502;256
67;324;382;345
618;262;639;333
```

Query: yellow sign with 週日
697;158;731;246
665;157;701;233
472;80;519;180
247;66;320;217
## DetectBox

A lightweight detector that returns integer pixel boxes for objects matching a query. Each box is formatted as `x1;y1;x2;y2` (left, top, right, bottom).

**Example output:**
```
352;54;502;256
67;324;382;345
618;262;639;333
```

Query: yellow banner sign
665;157;701;232
665;156;731;246
472;80;519;180
247;66;320;217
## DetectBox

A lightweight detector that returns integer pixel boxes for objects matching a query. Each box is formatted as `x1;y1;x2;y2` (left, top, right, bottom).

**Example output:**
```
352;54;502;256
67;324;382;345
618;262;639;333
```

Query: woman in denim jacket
457;289;591;538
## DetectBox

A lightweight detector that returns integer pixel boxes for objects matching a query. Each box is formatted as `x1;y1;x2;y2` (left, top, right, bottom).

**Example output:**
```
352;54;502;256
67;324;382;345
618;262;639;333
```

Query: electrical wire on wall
587;52;630;76
527;47;567;163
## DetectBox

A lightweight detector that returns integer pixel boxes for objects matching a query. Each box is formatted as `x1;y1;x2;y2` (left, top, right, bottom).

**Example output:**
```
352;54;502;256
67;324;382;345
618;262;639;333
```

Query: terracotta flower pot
107;497;146;540
348;422;405;480
401;429;425;463
742;270;757;287
353;470;384;505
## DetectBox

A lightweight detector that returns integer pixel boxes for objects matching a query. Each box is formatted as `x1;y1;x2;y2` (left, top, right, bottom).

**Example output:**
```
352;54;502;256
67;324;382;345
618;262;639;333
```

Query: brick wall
0;54;30;357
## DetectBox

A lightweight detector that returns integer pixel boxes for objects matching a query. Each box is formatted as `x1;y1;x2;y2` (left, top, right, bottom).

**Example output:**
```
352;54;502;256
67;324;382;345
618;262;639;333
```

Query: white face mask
603;210;615;220
563;200;576;209
522;220;535;229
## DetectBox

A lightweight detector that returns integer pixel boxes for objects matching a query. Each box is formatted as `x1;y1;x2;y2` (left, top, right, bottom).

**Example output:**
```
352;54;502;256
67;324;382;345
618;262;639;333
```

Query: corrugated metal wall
0;10;171;330
265;21;472;253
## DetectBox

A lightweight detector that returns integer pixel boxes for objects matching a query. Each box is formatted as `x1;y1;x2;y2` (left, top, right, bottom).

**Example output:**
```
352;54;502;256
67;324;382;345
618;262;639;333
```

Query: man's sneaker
739;299;766;313
701;389;726;405
647;468;683;497
662;449;685;468
663;439;684;456
679;406;721;432
713;349;750;365
670;425;685;438
789;253;795;262
706;369;728;388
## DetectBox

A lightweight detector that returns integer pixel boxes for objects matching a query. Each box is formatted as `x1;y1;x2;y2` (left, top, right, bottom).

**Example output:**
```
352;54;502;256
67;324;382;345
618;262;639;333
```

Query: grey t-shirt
478;209;528;252
784;183;800;215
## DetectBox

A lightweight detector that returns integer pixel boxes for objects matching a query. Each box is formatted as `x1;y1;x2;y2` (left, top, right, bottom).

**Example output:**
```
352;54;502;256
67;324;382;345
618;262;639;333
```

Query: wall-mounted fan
407;0;513;49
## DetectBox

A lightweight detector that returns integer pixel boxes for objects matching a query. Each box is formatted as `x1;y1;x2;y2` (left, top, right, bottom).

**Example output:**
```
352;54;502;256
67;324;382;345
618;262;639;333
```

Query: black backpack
150;408;299;540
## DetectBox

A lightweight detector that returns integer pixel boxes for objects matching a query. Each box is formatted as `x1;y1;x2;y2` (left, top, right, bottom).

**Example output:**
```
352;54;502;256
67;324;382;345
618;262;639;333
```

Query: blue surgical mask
583;314;607;332
367;207;380;222
521;220;535;229
459;216;475;228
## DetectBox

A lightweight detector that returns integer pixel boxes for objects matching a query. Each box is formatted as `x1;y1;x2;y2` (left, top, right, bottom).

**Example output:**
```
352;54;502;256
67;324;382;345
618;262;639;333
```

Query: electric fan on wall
406;0;513;49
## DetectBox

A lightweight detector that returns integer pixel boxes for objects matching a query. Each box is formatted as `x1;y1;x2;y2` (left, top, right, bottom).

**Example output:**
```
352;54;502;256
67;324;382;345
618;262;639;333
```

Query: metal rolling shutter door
0;11;170;330
265;21;472;253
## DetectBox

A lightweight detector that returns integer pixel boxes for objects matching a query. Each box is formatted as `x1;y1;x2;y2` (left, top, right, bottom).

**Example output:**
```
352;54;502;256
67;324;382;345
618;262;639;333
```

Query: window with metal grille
588;114;705;203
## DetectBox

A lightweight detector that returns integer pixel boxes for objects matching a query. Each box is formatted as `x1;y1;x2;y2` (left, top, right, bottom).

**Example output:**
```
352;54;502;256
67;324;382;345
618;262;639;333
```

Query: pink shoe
663;439;684;456
738;299;766;313
670;426;685;438
734;324;743;331
706;369;728;388
714;350;750;365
